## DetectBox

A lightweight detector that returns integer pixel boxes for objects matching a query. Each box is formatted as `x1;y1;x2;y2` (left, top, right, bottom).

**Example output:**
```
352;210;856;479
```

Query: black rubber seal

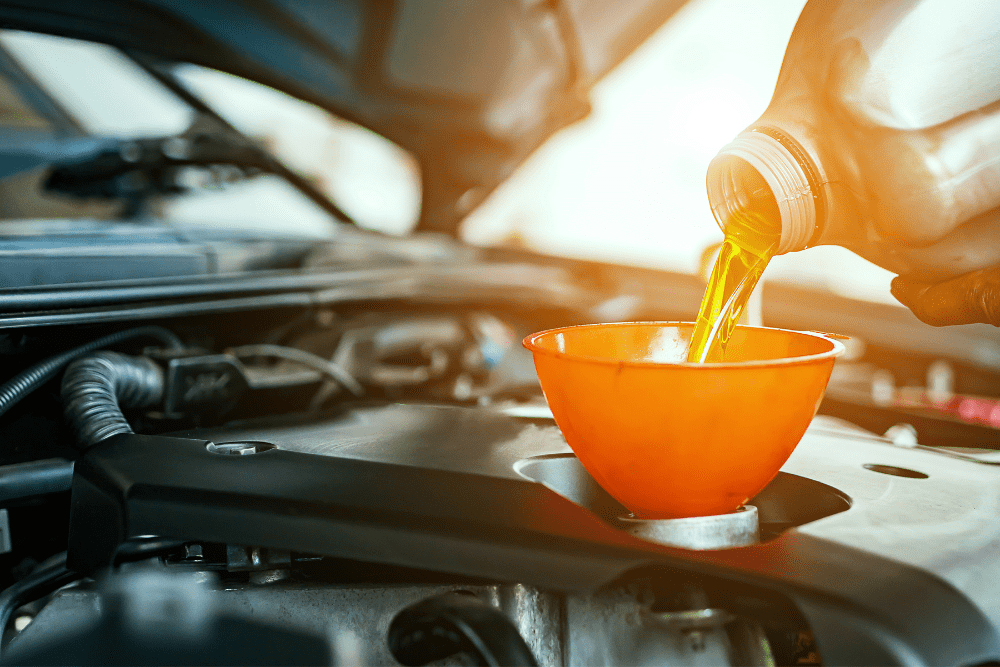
751;125;826;248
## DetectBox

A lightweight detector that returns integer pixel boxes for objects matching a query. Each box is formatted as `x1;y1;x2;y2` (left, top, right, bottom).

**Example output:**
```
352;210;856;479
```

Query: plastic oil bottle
689;0;1000;362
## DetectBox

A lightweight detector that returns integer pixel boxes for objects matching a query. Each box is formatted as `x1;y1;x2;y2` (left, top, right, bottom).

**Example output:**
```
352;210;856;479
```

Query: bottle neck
706;127;823;254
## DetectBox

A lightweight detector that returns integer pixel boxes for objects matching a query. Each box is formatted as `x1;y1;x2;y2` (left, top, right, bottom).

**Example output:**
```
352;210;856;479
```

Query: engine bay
0;248;999;666
3;4;1000;665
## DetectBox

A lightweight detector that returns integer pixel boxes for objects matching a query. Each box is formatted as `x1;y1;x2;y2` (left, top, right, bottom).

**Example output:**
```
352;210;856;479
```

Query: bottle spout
707;129;821;254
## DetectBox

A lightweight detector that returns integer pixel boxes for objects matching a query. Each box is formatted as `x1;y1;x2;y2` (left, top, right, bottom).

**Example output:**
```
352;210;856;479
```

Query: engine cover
62;403;1000;665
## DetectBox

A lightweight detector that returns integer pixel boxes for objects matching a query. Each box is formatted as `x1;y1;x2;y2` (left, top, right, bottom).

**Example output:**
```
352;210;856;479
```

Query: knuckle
966;271;1000;326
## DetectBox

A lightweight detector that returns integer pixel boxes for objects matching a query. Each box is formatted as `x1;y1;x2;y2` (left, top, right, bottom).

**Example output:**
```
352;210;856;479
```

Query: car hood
0;0;688;235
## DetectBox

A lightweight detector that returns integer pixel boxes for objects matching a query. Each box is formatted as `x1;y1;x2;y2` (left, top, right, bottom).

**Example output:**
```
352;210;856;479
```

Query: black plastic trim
67;433;1000;666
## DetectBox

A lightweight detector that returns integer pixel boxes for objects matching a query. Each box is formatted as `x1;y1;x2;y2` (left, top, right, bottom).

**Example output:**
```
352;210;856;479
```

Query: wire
226;344;364;397
113;537;187;565
0;326;182;421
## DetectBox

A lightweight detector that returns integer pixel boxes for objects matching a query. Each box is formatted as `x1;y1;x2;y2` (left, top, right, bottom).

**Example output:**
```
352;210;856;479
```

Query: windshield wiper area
43;130;353;224
46;133;275;201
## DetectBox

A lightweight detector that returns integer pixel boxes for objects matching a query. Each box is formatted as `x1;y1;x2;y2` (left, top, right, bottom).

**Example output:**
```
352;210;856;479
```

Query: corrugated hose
61;352;165;449
0;326;181;421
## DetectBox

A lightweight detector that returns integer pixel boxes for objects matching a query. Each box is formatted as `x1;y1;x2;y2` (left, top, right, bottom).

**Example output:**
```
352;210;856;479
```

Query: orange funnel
523;323;844;519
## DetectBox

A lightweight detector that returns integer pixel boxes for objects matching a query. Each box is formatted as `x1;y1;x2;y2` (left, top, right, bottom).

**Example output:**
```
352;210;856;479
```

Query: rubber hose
113;537;187;565
0;326;181;421
387;591;538;667
61;352;164;449
0;459;74;504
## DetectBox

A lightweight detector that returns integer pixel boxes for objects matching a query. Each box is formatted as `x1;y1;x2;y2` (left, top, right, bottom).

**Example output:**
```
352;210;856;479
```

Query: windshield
0;30;421;238
0;8;923;307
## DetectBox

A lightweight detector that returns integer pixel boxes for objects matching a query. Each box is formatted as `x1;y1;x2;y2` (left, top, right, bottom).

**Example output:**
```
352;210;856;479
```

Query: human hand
890;267;1000;326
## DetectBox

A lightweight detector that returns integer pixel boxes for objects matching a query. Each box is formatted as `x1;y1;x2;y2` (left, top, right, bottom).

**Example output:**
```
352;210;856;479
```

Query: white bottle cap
707;130;817;254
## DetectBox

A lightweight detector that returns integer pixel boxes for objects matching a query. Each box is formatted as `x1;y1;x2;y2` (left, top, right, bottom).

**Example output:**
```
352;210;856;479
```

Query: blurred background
1;0;898;305
461;0;896;305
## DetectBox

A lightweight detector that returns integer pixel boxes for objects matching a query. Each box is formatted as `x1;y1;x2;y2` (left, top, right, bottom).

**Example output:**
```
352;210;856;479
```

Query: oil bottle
706;0;1000;285
689;0;1000;361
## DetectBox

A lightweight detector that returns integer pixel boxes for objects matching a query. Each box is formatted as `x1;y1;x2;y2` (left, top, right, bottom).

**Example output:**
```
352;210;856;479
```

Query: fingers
891;267;1000;327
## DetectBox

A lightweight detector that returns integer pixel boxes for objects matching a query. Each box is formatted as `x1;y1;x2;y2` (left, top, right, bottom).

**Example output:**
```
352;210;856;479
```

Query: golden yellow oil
686;216;778;362
687;161;783;363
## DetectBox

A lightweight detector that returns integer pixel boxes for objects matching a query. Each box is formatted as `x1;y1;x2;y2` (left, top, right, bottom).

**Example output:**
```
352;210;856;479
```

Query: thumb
891;268;1000;327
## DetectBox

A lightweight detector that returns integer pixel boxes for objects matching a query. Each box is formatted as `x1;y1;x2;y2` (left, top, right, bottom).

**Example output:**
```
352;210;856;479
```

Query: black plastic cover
67;430;1000;666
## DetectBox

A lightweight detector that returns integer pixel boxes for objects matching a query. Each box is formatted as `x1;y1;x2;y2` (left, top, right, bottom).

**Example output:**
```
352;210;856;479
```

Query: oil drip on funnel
523;323;844;519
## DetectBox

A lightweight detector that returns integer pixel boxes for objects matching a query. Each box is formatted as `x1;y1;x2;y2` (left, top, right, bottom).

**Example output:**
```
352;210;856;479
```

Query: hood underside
0;0;688;234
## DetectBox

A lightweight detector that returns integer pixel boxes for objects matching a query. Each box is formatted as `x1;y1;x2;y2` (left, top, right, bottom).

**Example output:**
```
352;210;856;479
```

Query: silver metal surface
225;545;290;571
218;583;564;666
786;416;1000;628
206;441;276;455
564;587;734;666
15;573;779;666
220;580;772;665
484;584;562;667
618;506;759;550
655;607;734;630
652;608;733;656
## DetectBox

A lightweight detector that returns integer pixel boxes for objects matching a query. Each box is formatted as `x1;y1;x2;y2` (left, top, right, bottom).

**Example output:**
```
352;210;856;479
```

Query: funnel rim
523;321;845;369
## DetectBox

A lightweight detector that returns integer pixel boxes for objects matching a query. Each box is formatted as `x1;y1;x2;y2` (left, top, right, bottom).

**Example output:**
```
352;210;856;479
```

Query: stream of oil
686;212;780;363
